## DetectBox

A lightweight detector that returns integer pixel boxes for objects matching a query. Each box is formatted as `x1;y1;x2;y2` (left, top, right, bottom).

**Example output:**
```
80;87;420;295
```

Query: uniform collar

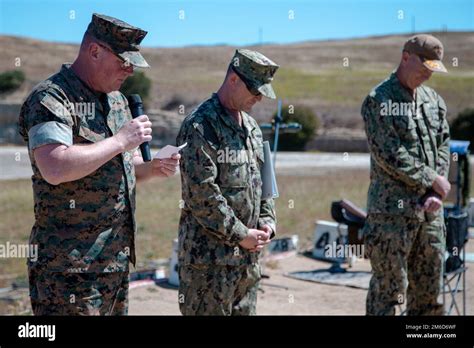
211;93;256;137
389;71;430;105
241;110;256;134
59;64;110;112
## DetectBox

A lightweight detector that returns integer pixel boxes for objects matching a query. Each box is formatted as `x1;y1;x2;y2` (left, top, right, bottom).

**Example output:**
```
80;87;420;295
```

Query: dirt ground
129;237;474;316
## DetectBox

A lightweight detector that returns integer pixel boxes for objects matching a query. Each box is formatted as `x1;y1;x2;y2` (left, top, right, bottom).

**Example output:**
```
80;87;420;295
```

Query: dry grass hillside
1;31;473;130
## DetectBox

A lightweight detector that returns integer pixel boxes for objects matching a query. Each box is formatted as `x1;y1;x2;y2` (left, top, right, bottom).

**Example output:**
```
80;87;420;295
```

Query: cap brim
119;51;150;68
258;83;276;99
423;59;447;73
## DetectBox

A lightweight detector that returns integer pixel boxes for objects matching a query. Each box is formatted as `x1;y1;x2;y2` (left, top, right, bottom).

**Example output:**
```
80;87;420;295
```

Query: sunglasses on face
243;81;262;97
96;42;132;70
408;53;432;73
248;86;262;97
231;66;262;97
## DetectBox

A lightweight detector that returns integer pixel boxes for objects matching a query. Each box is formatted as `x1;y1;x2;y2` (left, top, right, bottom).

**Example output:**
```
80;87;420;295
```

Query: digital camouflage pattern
364;214;445;315
177;93;276;266
176;90;276;315
86;13;149;68
361;72;450;220
230;49;279;99
28;268;129;315
18;64;137;275
361;71;450;315
178;263;260;315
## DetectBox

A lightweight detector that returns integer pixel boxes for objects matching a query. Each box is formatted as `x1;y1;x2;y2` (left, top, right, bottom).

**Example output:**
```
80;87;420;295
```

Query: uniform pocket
393;115;418;142
423;104;441;131
219;162;249;188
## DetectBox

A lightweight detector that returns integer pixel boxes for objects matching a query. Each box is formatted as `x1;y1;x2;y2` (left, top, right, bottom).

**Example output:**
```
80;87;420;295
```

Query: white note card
154;143;187;159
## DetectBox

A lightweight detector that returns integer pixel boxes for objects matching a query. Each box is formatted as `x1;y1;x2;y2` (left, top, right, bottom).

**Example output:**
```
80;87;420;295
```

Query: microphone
127;94;152;162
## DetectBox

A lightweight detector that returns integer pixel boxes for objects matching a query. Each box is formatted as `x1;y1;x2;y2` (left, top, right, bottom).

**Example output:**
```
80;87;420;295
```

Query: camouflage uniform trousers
364;213;446;315
28;268;129;315
178;263;261;315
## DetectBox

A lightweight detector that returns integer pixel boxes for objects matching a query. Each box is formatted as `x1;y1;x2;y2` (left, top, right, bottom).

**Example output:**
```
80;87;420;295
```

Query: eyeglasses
96;42;132;70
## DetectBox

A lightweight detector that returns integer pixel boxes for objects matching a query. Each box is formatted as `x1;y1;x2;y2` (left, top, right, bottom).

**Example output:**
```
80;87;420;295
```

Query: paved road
0;146;34;180
9;145;474;180
3;145;474;180
0;146;373;180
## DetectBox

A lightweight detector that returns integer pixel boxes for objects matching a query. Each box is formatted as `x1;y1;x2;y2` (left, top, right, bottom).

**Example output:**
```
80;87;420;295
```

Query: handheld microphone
127;94;152;162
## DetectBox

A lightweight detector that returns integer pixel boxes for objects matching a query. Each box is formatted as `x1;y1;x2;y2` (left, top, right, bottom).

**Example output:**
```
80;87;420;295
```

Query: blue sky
0;0;472;47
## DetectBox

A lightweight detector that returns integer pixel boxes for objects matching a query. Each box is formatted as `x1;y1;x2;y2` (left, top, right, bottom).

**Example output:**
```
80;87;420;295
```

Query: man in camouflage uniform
18;14;180;315
361;34;451;315
176;49;279;315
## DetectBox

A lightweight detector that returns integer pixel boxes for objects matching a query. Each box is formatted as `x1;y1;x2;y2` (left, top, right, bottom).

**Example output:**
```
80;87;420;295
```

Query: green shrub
271;104;319;151
120;71;151;104
0;70;25;93
450;108;474;150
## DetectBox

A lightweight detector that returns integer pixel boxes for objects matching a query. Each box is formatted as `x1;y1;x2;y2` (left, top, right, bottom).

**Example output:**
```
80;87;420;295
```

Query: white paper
154;143;187;159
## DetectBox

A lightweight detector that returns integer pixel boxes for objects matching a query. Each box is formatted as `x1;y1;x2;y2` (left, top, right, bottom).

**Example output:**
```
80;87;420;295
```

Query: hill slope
1;32;473;130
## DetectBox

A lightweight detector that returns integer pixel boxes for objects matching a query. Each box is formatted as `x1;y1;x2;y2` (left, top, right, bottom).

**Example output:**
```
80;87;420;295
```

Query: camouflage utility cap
86;13;149;68
230;49;279;99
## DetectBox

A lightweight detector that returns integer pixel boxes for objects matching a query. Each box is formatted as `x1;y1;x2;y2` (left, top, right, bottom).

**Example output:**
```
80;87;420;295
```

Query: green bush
0;70;25;93
450;108;474;150
271;104;319;151
120;71;151;104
